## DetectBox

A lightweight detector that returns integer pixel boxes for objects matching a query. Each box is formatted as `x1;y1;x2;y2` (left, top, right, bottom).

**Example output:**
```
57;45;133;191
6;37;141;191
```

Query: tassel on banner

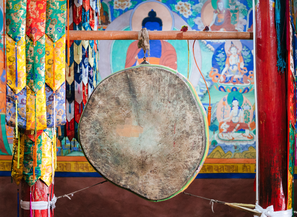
15;42;18;87
32;44;37;181
16;98;19;168
67;0;70;66
98;0;101;25
33;94;37;181
29;190;32;217
17;132;20;169
47;193;50;217
17;189;19;217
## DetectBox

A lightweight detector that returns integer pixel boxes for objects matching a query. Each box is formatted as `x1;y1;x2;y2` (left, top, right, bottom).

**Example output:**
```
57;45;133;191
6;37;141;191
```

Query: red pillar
256;0;287;211
21;180;54;217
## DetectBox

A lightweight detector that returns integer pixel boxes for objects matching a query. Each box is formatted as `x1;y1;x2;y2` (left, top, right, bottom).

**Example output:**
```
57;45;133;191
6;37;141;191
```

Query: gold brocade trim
7;160;297;175
1;160;259;174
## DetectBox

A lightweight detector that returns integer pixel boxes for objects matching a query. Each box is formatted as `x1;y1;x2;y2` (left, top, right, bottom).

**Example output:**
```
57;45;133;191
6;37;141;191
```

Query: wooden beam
69;30;253;40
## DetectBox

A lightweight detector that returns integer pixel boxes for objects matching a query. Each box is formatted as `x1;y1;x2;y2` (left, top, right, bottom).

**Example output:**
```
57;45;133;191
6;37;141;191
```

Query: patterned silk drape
7;0;66;186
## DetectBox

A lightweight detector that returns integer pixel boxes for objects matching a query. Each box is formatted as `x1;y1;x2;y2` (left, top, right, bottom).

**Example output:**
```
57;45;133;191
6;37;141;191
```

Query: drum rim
78;64;210;201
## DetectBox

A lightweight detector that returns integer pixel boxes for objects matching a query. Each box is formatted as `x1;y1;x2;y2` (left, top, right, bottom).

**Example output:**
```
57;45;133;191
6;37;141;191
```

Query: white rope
254;204;292;217
209;199;218;213
21;195;57;210
56;180;107;200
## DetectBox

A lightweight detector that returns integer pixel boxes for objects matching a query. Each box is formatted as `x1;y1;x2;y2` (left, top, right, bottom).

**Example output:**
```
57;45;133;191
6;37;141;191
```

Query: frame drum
79;65;209;201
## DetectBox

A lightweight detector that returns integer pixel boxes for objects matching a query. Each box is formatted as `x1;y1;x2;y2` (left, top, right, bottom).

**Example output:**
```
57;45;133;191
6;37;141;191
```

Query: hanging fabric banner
40;129;55;186
26;0;46;43
82;45;88;85
45;35;66;92
45;0;66;43
45;83;66;128
6;36;26;94
26;36;47;131
73;0;82;30
66;62;74;85
11;129;25;185
26;86;47;131
6;85;26;128
6;0;27;41
26;36;46;93
5;35;27;129
23;133;43;186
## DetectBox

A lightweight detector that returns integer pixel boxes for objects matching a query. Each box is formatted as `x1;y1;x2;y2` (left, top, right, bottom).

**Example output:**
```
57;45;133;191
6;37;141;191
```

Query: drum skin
79;65;209;201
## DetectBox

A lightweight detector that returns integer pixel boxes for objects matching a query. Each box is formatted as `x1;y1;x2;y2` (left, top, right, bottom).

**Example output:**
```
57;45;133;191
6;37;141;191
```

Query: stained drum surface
79;65;207;201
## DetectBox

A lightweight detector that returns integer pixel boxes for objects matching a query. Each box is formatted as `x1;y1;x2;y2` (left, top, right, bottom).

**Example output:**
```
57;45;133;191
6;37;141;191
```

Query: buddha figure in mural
219;97;251;140
209;0;237;31
219;43;246;84
125;10;177;70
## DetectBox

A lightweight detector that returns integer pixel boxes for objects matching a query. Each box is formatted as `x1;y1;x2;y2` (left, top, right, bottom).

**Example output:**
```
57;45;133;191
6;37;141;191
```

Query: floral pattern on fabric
46;0;66;42
26;0;47;43
6;86;27;128
6;36;26;94
23;133;43;186
45;35;66;91
6;0;27;41
26;36;46;93
45;83;66;128
40;130;55;186
11;130;25;185
26;86;47;131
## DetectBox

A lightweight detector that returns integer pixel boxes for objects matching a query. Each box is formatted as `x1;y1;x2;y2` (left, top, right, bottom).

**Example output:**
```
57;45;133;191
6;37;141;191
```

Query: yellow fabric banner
45;35;66;91
6;35;26;94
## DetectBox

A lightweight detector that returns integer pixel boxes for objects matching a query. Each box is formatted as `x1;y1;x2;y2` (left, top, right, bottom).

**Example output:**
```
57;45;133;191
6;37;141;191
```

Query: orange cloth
125;41;177;70
137;57;160;65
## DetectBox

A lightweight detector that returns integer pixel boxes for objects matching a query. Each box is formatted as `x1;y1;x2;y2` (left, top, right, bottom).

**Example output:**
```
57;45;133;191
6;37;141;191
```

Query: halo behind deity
227;91;244;107
201;0;215;27
211;0;229;10
130;0;174;31
225;40;242;54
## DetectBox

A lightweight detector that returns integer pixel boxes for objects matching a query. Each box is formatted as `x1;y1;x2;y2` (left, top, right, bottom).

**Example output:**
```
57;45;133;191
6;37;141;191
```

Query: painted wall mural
0;0;257;176
61;0;255;159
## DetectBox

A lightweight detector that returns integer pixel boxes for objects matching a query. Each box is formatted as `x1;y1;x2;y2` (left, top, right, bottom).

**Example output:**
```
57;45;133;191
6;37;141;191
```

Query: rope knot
209;199;218;213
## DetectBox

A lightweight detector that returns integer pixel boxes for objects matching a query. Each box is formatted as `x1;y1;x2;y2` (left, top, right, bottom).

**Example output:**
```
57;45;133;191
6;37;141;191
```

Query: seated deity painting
220;42;246;84
216;91;255;143
209;0;236;31
100;0;197;81
201;0;243;31
125;9;177;70
209;40;254;93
